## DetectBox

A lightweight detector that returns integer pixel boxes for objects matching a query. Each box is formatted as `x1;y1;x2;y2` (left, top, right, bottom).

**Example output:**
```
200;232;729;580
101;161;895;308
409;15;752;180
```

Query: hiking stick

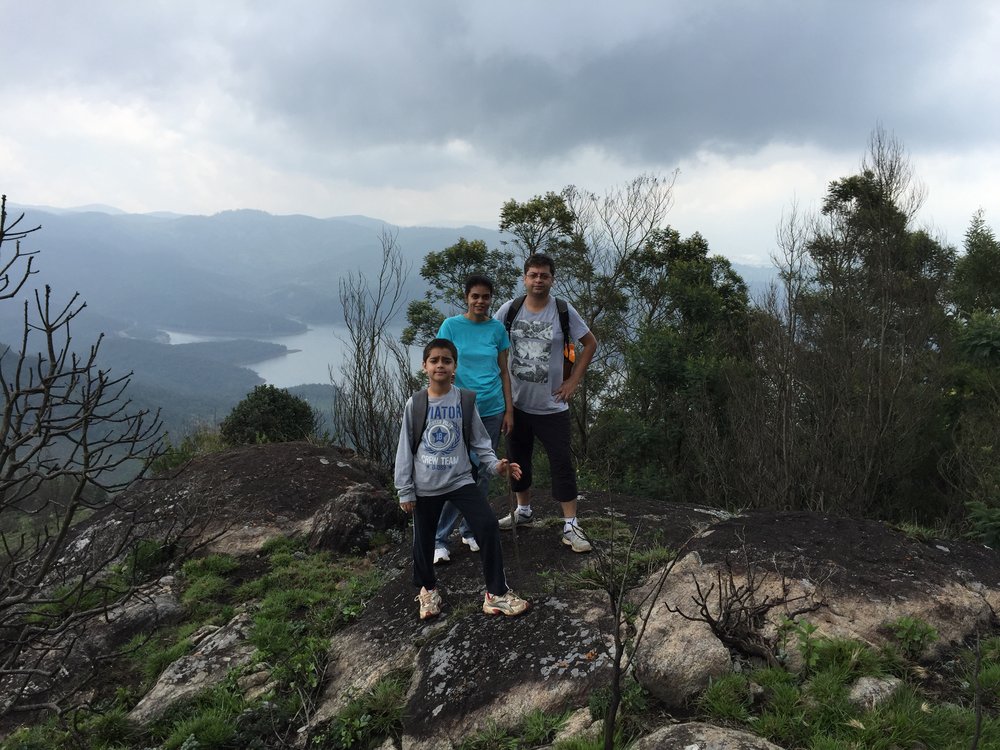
504;435;521;572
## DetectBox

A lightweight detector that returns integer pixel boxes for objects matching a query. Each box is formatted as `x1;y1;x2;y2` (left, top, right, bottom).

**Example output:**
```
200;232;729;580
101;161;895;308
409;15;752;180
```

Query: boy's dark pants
412;483;507;596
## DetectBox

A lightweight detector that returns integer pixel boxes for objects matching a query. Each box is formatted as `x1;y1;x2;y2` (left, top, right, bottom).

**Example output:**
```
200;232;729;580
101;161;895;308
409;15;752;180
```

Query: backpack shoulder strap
409;389;429;454
458;388;477;455
503;295;527;333
555;297;571;343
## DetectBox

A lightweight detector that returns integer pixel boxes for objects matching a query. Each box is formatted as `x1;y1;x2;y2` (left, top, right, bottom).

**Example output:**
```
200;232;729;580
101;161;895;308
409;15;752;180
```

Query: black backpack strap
503;295;527;333
458;388;479;481
555;297;570;345
409;388;429;454
458;388;477;455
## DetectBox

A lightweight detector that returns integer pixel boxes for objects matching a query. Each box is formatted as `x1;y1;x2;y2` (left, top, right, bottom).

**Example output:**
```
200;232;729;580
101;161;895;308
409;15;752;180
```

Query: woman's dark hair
464;274;495;296
524;253;556;276
423;337;458;363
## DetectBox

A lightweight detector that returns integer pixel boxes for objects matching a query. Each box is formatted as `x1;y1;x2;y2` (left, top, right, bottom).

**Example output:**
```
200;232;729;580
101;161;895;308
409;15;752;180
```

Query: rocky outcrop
630;557;733;708
10;446;1000;748
0;576;183;719
128;612;256;725
631;721;787;749
402;591;613;748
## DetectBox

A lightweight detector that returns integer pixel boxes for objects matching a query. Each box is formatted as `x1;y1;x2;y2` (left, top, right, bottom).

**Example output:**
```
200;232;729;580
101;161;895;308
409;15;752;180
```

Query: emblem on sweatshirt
422;420;461;456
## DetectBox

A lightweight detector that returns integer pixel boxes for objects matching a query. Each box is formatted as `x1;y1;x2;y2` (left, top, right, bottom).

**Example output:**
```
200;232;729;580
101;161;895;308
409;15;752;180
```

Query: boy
394;338;530;620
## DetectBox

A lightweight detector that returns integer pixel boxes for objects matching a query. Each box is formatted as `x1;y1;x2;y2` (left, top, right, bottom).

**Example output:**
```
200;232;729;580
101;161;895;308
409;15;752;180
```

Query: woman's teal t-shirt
437;315;510;418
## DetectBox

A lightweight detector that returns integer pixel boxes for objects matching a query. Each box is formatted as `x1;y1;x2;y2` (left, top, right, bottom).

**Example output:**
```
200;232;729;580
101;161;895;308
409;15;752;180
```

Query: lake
165;324;396;387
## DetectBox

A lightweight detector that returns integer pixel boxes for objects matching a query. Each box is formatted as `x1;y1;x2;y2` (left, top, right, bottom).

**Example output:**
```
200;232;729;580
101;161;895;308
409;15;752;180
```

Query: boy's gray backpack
409;387;479;480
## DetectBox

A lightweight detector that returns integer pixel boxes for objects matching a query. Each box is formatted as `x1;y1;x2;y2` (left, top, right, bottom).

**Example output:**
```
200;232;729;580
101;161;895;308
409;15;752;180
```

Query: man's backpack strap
503;295;526;334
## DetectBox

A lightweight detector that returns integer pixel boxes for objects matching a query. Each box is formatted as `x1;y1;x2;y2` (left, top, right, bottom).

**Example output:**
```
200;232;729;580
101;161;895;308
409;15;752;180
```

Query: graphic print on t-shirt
421;402;463;471
510;319;552;383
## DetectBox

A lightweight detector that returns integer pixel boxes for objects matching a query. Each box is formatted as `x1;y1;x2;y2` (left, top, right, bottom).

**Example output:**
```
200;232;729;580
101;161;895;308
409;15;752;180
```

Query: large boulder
685;513;1000;659
128;611;256;726
630;556;732;708
631;721;787;750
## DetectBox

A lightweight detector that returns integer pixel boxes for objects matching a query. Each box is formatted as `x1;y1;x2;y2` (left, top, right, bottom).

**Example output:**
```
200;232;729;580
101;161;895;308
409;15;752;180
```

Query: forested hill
6;204;774;340
5;205;509;337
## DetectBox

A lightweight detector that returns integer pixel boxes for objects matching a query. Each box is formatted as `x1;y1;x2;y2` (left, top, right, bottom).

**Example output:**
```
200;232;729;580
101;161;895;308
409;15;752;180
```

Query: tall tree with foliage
953;209;1000;316
589;227;750;494
941;211;1000;532
401;237;518;346
714;128;956;519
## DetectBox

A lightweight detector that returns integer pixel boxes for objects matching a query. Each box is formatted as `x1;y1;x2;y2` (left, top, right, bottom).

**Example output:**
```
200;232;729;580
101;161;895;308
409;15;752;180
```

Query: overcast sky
2;0;998;265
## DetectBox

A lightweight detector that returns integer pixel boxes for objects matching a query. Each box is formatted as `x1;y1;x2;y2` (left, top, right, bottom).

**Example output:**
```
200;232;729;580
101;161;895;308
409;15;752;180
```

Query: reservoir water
166;324;395;388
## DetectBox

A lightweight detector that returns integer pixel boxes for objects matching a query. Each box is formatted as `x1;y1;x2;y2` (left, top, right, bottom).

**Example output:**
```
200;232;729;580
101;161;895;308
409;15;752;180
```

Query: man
494;253;598;552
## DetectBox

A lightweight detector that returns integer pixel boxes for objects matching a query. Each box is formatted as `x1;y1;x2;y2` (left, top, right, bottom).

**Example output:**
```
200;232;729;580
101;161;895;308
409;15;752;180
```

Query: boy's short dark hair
464;273;495;296
524;253;556;276
423;338;458;363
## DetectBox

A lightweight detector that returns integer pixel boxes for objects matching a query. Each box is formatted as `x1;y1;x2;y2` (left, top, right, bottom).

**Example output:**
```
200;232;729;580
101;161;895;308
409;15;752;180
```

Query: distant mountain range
1;203;775;441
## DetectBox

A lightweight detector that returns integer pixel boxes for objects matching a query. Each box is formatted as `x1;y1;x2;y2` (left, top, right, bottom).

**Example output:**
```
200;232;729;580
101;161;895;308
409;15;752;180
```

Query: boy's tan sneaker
416;587;442;620
483;590;530;617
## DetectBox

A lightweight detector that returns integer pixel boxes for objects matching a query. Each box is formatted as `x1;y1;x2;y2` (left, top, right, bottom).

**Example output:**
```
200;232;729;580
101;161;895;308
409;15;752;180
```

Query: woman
432;273;513;564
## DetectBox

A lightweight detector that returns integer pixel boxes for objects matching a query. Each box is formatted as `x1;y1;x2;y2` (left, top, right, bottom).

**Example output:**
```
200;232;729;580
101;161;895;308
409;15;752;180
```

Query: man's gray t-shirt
494;296;590;415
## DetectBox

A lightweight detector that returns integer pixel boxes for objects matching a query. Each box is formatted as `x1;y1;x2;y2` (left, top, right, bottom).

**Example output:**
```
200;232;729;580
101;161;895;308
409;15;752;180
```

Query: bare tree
0;196;164;720
331;228;417;480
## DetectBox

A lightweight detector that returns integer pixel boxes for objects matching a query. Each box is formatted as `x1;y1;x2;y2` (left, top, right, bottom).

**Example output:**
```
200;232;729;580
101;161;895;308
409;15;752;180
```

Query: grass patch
692;627;1000;750
698;673;753;723
319;669;410;749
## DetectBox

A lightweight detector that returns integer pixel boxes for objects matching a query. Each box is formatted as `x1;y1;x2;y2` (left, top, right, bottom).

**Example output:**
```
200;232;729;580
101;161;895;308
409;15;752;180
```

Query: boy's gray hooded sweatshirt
394;387;500;505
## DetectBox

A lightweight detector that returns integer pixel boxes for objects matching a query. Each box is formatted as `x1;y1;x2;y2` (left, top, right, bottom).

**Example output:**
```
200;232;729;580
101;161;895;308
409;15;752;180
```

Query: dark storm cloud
2;0;995;173
211;0;994;165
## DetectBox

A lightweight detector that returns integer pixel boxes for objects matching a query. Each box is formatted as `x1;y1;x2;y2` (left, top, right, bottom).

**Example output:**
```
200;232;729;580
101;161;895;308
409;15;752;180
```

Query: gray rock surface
128;612;256;725
631;721;787;749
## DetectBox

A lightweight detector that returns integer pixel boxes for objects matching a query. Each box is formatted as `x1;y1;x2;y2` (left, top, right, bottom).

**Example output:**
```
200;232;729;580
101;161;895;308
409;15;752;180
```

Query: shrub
886;616;938;659
220;385;316;445
151;425;227;473
965;500;1000;548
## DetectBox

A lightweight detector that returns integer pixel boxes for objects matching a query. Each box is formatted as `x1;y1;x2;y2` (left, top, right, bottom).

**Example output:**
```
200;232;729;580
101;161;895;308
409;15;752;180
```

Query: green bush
965;500;1000;548
886;616;938;659
220;385;317;445
151;425;228;474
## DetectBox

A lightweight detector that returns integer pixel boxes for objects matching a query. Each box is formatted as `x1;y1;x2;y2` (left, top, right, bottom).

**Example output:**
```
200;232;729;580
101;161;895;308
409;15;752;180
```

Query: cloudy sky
2;0;998;264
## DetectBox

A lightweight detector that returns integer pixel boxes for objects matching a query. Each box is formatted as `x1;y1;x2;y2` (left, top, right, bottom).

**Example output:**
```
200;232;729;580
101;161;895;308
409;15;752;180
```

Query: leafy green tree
589;228;749;493
713;128;957;519
953;209;1000;316
220;384;316;445
498;190;575;259
401;237;517;346
941;212;1000;527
